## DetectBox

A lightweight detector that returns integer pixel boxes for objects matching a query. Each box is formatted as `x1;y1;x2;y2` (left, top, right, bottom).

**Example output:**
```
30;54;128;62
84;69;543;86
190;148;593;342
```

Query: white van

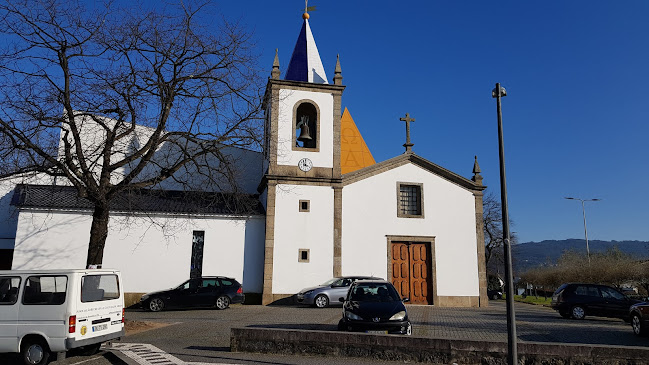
0;269;125;365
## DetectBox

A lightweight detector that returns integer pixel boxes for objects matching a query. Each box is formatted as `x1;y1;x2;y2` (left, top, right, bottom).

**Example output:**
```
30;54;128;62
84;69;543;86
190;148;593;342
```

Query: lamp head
492;85;507;98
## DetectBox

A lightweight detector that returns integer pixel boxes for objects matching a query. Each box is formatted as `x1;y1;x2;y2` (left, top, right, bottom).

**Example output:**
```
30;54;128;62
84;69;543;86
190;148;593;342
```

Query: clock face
298;158;313;172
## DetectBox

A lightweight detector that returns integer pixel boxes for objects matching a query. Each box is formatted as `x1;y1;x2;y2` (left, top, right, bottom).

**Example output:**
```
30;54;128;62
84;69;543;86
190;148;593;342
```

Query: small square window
298;249;310;263
299;200;310;212
397;182;424;218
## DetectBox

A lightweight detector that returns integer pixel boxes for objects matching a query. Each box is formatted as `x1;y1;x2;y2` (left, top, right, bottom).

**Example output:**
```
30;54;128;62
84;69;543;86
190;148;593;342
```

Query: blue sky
211;2;648;243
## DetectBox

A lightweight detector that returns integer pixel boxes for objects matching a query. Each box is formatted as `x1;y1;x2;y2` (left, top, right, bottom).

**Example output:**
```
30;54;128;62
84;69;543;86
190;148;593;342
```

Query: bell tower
260;11;345;305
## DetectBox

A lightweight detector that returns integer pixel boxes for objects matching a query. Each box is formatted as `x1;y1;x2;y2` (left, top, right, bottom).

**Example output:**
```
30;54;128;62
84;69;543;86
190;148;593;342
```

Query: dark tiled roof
11;184;265;216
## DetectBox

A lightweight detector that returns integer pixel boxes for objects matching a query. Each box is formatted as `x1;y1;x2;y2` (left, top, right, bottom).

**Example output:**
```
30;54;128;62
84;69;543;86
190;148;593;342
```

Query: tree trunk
86;203;110;268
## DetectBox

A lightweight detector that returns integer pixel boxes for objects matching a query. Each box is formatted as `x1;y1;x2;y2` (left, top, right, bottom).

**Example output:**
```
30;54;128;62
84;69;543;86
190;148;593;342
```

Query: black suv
551;283;639;320
140;277;244;311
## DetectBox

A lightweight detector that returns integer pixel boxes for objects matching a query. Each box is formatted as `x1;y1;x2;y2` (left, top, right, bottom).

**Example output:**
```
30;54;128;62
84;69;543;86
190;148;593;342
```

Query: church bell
297;117;312;142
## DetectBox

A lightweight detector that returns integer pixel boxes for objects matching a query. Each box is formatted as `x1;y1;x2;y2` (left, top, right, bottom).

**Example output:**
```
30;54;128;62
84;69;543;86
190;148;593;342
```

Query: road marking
107;343;236;365
68;356;103;364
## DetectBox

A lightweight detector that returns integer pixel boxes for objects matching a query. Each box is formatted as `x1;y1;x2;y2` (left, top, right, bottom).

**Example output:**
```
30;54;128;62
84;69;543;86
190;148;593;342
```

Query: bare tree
0;0;263;267
483;192;517;274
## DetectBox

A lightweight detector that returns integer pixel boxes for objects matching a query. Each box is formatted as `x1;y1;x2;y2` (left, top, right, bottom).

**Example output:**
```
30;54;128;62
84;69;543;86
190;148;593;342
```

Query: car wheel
571;305;586;320
491;294;499;300
314;294;329;308
21;338;50;365
149;297;165;312
632;314;647;336
405;321;412;336
337;319;345;331
559;311;571;319
216;295;230;310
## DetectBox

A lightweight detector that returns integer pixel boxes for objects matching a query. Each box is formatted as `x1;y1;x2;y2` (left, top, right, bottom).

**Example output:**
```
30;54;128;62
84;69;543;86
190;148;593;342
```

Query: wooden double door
391;242;433;305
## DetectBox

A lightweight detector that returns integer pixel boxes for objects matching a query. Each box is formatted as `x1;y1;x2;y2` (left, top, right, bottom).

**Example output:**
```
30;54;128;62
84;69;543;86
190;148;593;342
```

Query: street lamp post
564;197;600;263
492;83;517;365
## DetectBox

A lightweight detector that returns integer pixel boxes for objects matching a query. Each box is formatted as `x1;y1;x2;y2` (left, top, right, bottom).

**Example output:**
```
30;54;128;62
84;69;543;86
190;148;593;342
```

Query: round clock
298;158;313;172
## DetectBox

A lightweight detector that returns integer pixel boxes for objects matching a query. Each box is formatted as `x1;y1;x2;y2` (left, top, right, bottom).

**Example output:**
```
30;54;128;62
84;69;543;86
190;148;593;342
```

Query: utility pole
492;82;517;365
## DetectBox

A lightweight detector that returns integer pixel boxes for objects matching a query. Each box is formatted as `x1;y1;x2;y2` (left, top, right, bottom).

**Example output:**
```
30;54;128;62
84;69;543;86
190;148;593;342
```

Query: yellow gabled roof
340;107;375;174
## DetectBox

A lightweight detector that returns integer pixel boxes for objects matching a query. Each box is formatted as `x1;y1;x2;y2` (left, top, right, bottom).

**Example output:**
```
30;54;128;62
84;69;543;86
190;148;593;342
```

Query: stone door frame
386;235;437;306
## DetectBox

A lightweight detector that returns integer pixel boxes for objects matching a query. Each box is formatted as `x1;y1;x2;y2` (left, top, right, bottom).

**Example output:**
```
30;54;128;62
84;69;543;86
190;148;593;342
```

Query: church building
0;12;488;307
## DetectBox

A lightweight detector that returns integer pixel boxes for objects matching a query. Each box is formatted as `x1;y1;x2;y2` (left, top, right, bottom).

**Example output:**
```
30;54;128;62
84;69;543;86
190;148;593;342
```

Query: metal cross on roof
399;113;415;153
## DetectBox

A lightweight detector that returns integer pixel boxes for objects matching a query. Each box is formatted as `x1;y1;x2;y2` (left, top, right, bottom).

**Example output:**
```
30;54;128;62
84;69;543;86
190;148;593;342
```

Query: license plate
92;324;108;332
366;330;387;334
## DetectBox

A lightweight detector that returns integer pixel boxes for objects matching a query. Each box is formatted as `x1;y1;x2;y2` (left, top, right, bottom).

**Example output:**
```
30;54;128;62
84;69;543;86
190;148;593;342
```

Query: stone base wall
124;292;145;308
231;327;649;365
435;296;480;307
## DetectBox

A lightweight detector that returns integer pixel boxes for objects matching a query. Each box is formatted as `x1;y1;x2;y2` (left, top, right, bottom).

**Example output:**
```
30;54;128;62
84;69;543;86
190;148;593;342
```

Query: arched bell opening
295;102;317;149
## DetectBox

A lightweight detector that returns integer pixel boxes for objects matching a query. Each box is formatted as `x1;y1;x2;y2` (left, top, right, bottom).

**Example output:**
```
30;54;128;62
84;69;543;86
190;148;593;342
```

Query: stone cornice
262;78;345;109
342;152;486;192
258;174;342;192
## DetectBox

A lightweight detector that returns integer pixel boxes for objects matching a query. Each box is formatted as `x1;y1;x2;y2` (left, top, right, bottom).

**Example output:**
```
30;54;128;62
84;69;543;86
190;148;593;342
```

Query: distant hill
512;239;649;273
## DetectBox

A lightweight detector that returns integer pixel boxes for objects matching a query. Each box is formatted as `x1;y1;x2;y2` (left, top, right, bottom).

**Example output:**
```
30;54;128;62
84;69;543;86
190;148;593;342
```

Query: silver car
296;276;382;308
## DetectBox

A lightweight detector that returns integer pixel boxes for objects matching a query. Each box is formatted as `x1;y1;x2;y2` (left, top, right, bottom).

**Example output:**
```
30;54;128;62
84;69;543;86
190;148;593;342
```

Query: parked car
487;289;503;300
337;279;411;335
551;283;640;320
296;276;382;308
629;301;649;336
0;269;124;365
140;277;244;312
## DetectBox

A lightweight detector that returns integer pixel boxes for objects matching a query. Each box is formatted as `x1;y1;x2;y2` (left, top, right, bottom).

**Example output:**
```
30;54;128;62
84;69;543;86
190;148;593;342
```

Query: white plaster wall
276;89;333;168
58;115;264;194
272;184;333;293
342;163;479;297
11;210;265;294
0;173;55;249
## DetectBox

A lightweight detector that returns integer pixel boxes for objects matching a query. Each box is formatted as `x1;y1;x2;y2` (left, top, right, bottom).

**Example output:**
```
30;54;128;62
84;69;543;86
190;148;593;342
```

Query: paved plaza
120;300;649;363
3;300;647;365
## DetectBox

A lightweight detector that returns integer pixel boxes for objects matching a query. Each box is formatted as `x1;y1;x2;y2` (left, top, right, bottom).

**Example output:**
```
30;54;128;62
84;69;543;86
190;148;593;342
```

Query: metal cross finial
399;113;415;153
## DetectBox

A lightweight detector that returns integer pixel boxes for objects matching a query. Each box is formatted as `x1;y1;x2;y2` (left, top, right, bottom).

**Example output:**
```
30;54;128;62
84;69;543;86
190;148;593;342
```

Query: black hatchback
337;280;411;335
140;277;244;311
551;283;639;320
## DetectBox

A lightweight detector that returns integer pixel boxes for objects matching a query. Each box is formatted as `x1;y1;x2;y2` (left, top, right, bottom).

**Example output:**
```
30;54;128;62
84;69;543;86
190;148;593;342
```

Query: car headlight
141;294;150;301
389;311;406;321
303;290;314;296
345;311;363;321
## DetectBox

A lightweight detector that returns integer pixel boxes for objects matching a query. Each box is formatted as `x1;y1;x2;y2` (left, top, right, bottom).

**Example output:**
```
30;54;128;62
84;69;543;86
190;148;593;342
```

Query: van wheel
149;298;165;312
21;338;50;365
216;295;230;310
80;343;101;356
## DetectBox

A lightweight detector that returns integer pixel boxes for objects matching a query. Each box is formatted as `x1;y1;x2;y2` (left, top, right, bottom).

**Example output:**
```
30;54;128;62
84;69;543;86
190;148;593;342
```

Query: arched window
295;102;317;149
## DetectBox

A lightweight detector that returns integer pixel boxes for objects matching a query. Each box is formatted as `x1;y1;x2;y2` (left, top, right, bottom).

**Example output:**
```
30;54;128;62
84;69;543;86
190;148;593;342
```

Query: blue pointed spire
285;19;328;84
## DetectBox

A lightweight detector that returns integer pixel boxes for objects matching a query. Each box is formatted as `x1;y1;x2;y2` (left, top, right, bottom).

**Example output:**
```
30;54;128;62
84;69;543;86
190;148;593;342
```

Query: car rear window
81;274;120;302
23;276;67;305
553;284;569;295
201;279;219;288
0;276;21;305
574;285;600;297
220;279;235;286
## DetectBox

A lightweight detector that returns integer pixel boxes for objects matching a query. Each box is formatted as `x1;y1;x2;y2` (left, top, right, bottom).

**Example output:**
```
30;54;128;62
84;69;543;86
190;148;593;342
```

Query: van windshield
81;275;120;302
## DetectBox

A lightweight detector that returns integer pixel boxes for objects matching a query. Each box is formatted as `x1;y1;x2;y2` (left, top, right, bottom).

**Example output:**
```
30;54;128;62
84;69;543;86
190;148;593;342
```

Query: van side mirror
339;297;345;303
402;297;410;303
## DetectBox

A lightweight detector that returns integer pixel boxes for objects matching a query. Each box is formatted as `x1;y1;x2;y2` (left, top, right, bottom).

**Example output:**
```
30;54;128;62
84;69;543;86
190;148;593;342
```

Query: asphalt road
3;300;649;364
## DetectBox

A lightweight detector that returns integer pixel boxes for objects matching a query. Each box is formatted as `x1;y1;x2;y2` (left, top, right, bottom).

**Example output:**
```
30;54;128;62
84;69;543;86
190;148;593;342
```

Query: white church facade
0;14;488;307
